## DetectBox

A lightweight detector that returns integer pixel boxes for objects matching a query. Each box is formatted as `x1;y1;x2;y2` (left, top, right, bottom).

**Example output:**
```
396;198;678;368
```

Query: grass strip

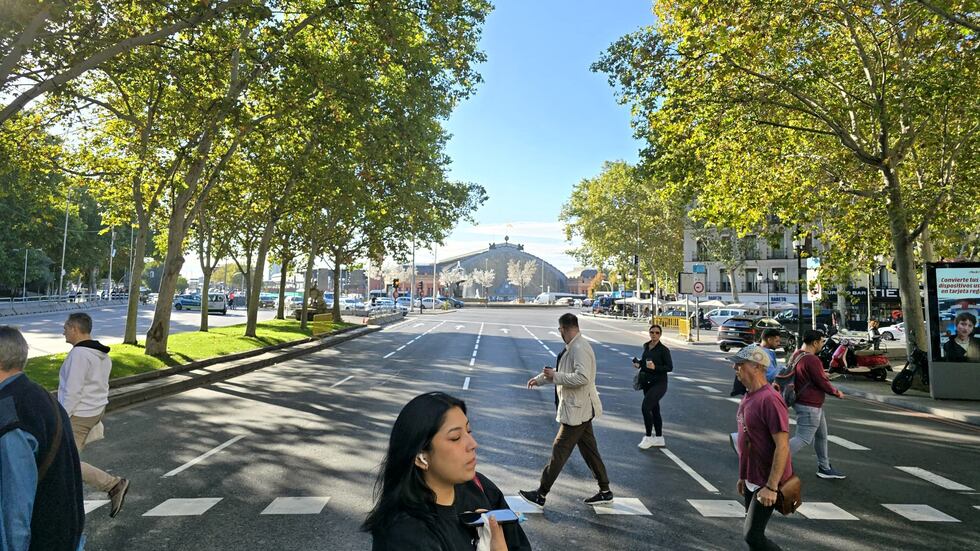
27;319;352;391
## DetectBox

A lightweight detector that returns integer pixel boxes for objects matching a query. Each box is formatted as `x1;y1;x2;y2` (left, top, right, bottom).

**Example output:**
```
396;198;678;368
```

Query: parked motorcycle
891;346;929;394
819;336;890;381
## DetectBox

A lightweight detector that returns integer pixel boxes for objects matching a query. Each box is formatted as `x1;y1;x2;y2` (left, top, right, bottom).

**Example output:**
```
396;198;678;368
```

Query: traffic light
392;278;400;289
649;283;655;293
418;281;424;291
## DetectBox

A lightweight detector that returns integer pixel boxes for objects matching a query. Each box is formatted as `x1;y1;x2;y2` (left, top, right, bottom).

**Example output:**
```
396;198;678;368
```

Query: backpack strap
472;474;485;494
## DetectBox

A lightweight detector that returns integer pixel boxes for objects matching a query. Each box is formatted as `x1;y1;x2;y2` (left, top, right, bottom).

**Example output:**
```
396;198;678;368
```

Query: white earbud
417;454;429;467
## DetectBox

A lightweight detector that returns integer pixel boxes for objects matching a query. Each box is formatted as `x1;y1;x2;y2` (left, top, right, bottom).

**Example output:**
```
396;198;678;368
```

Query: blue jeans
790;404;830;470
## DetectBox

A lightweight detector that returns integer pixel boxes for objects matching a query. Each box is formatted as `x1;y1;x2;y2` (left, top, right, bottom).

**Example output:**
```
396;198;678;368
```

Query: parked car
438;296;464;308
592;296;616;314
420;297;443;310
395;296;415;310
281;295;305;313
258;293;278;308
717;316;795;353
879;322;905;341
773;308;833;333
704;308;747;328
173;293;228;315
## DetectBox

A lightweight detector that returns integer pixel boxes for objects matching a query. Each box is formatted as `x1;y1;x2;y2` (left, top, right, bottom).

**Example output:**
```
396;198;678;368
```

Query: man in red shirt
733;344;792;550
789;329;846;479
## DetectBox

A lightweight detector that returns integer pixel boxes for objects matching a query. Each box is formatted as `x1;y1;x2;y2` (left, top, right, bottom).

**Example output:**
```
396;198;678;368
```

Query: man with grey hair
59;312;129;517
0;325;84;550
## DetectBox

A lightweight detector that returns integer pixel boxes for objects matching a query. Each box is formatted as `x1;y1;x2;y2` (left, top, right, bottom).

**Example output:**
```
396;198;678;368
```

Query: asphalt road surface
77;308;980;550
9;304;276;358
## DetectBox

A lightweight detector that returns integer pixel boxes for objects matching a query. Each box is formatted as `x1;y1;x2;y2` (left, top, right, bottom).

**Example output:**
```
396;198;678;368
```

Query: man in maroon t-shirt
789;329;846;480
733;344;792;550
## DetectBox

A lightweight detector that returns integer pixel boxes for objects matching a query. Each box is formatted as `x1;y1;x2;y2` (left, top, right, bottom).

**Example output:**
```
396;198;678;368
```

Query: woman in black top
364;392;531;550
633;324;673;449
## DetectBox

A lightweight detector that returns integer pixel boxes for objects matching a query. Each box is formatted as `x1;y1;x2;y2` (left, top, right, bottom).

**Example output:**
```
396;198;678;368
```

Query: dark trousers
538;420;610;495
742;489;782;550
641;380;668;437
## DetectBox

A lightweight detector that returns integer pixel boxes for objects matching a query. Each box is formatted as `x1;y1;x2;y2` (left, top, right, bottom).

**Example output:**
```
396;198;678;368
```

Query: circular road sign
693;280;705;294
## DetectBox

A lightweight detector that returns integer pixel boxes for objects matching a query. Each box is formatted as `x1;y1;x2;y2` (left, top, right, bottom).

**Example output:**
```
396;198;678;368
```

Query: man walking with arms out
520;313;613;509
58;313;130;517
733;344;793;550
0;326;84;550
790;330;846;480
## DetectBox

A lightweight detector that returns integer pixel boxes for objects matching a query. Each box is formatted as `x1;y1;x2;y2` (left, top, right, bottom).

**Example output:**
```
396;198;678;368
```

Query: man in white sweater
58;312;129;518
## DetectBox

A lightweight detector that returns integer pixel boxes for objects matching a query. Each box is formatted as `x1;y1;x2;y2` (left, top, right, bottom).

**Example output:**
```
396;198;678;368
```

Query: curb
833;383;980;427
105;325;381;412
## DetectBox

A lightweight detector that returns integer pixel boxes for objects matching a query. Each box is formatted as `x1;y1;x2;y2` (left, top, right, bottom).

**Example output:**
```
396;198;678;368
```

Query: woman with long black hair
634;324;673;449
363;392;531;550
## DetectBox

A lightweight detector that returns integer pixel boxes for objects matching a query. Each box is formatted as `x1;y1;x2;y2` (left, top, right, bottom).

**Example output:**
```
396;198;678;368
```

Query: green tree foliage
595;1;979;351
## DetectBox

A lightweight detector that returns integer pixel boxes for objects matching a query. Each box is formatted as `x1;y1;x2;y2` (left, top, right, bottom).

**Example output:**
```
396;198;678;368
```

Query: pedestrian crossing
86;494;977;524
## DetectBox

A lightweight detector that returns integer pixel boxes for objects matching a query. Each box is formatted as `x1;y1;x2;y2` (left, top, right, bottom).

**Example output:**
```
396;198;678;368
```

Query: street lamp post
757;272;772;317
793;238;805;338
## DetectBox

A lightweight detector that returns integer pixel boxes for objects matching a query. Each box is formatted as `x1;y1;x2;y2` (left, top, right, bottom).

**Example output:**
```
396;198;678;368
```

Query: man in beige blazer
519;313;613;509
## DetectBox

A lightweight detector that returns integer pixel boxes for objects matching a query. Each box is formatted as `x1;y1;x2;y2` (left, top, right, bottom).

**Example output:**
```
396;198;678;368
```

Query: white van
705;308;746;328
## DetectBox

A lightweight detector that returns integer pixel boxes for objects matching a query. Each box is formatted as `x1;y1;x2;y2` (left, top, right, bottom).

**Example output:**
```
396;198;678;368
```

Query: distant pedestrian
520;313;613;509
0;326;85;551
58;313;130;517
732;344;793;550
634;324;673;449
789;330;846;480
731;329;780;397
363;392;530;550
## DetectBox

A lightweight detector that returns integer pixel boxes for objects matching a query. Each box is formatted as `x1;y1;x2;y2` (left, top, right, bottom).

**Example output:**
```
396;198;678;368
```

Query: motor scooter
819;336;890;381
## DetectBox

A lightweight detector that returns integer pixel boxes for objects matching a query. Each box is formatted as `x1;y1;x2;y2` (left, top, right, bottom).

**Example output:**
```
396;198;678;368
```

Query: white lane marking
688;499;744;518
592;498;651;515
697;385;721;393
462;377;471;390
883;504;960;522
725;397;742;404
619;352;631;357
523;325;558;357
609;348;620;353
549;331;560;338
797;502;859;520
330;375;354;388
583;335;600;343
674;376;695;382
413;323;425;328
660;449;719;493
261;497;331;515
827;435;869;451
895;467;973;491
456;325;465;330
84;500;110;514
384;320;447;359
501;328;510;334
163;435;246;477
505;496;544;514
143;498;223;516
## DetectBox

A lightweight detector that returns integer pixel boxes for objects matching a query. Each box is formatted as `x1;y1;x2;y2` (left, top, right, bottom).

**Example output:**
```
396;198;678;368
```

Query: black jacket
638;341;674;387
372;472;532;550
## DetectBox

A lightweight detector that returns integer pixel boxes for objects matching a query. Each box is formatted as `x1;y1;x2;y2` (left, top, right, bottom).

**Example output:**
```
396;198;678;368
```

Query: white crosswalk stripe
697;385;721;393
504;496;543;514
688;499;745;518
143;498;223;517
796;502;859;520
883;504;960;522
827;435;869;451
84;500;110;514
895;467;974;491
261;497;330;515
591;498;651;515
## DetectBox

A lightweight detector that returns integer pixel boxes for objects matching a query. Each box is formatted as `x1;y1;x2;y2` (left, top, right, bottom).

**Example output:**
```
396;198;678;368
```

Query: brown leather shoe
108;478;130;518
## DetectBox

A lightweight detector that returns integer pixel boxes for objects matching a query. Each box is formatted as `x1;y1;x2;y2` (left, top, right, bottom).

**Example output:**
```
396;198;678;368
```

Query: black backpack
773;350;809;407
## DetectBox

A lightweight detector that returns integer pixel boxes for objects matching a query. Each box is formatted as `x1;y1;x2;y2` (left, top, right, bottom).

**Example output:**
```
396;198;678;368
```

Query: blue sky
418;1;655;271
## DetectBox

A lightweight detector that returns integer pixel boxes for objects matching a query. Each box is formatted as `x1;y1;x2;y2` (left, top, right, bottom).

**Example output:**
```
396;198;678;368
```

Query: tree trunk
332;251;343;323
245;218;277;337
836;285;849;331
199;268;213;332
300;247;316;331
276;256;290;320
881;166;928;358
144;226;187;355
123;222;148;344
727;270;740;302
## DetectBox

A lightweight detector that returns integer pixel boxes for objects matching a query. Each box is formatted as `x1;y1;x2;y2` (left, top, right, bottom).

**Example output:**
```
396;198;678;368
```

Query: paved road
9;305;277;357
78;308;979;550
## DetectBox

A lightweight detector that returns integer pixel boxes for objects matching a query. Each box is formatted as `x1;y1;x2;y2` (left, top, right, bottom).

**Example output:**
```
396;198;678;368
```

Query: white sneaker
651;436;666;447
638;436;655;449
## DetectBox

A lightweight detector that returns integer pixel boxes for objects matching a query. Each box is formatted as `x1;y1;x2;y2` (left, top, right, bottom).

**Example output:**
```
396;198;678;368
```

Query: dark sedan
718;316;796;353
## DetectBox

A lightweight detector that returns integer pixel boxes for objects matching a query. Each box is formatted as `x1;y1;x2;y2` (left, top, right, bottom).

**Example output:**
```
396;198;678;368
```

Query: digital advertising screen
928;263;980;363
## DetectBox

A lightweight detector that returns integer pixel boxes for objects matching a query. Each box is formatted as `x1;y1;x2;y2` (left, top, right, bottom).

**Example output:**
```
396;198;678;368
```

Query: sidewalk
658;327;980;428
